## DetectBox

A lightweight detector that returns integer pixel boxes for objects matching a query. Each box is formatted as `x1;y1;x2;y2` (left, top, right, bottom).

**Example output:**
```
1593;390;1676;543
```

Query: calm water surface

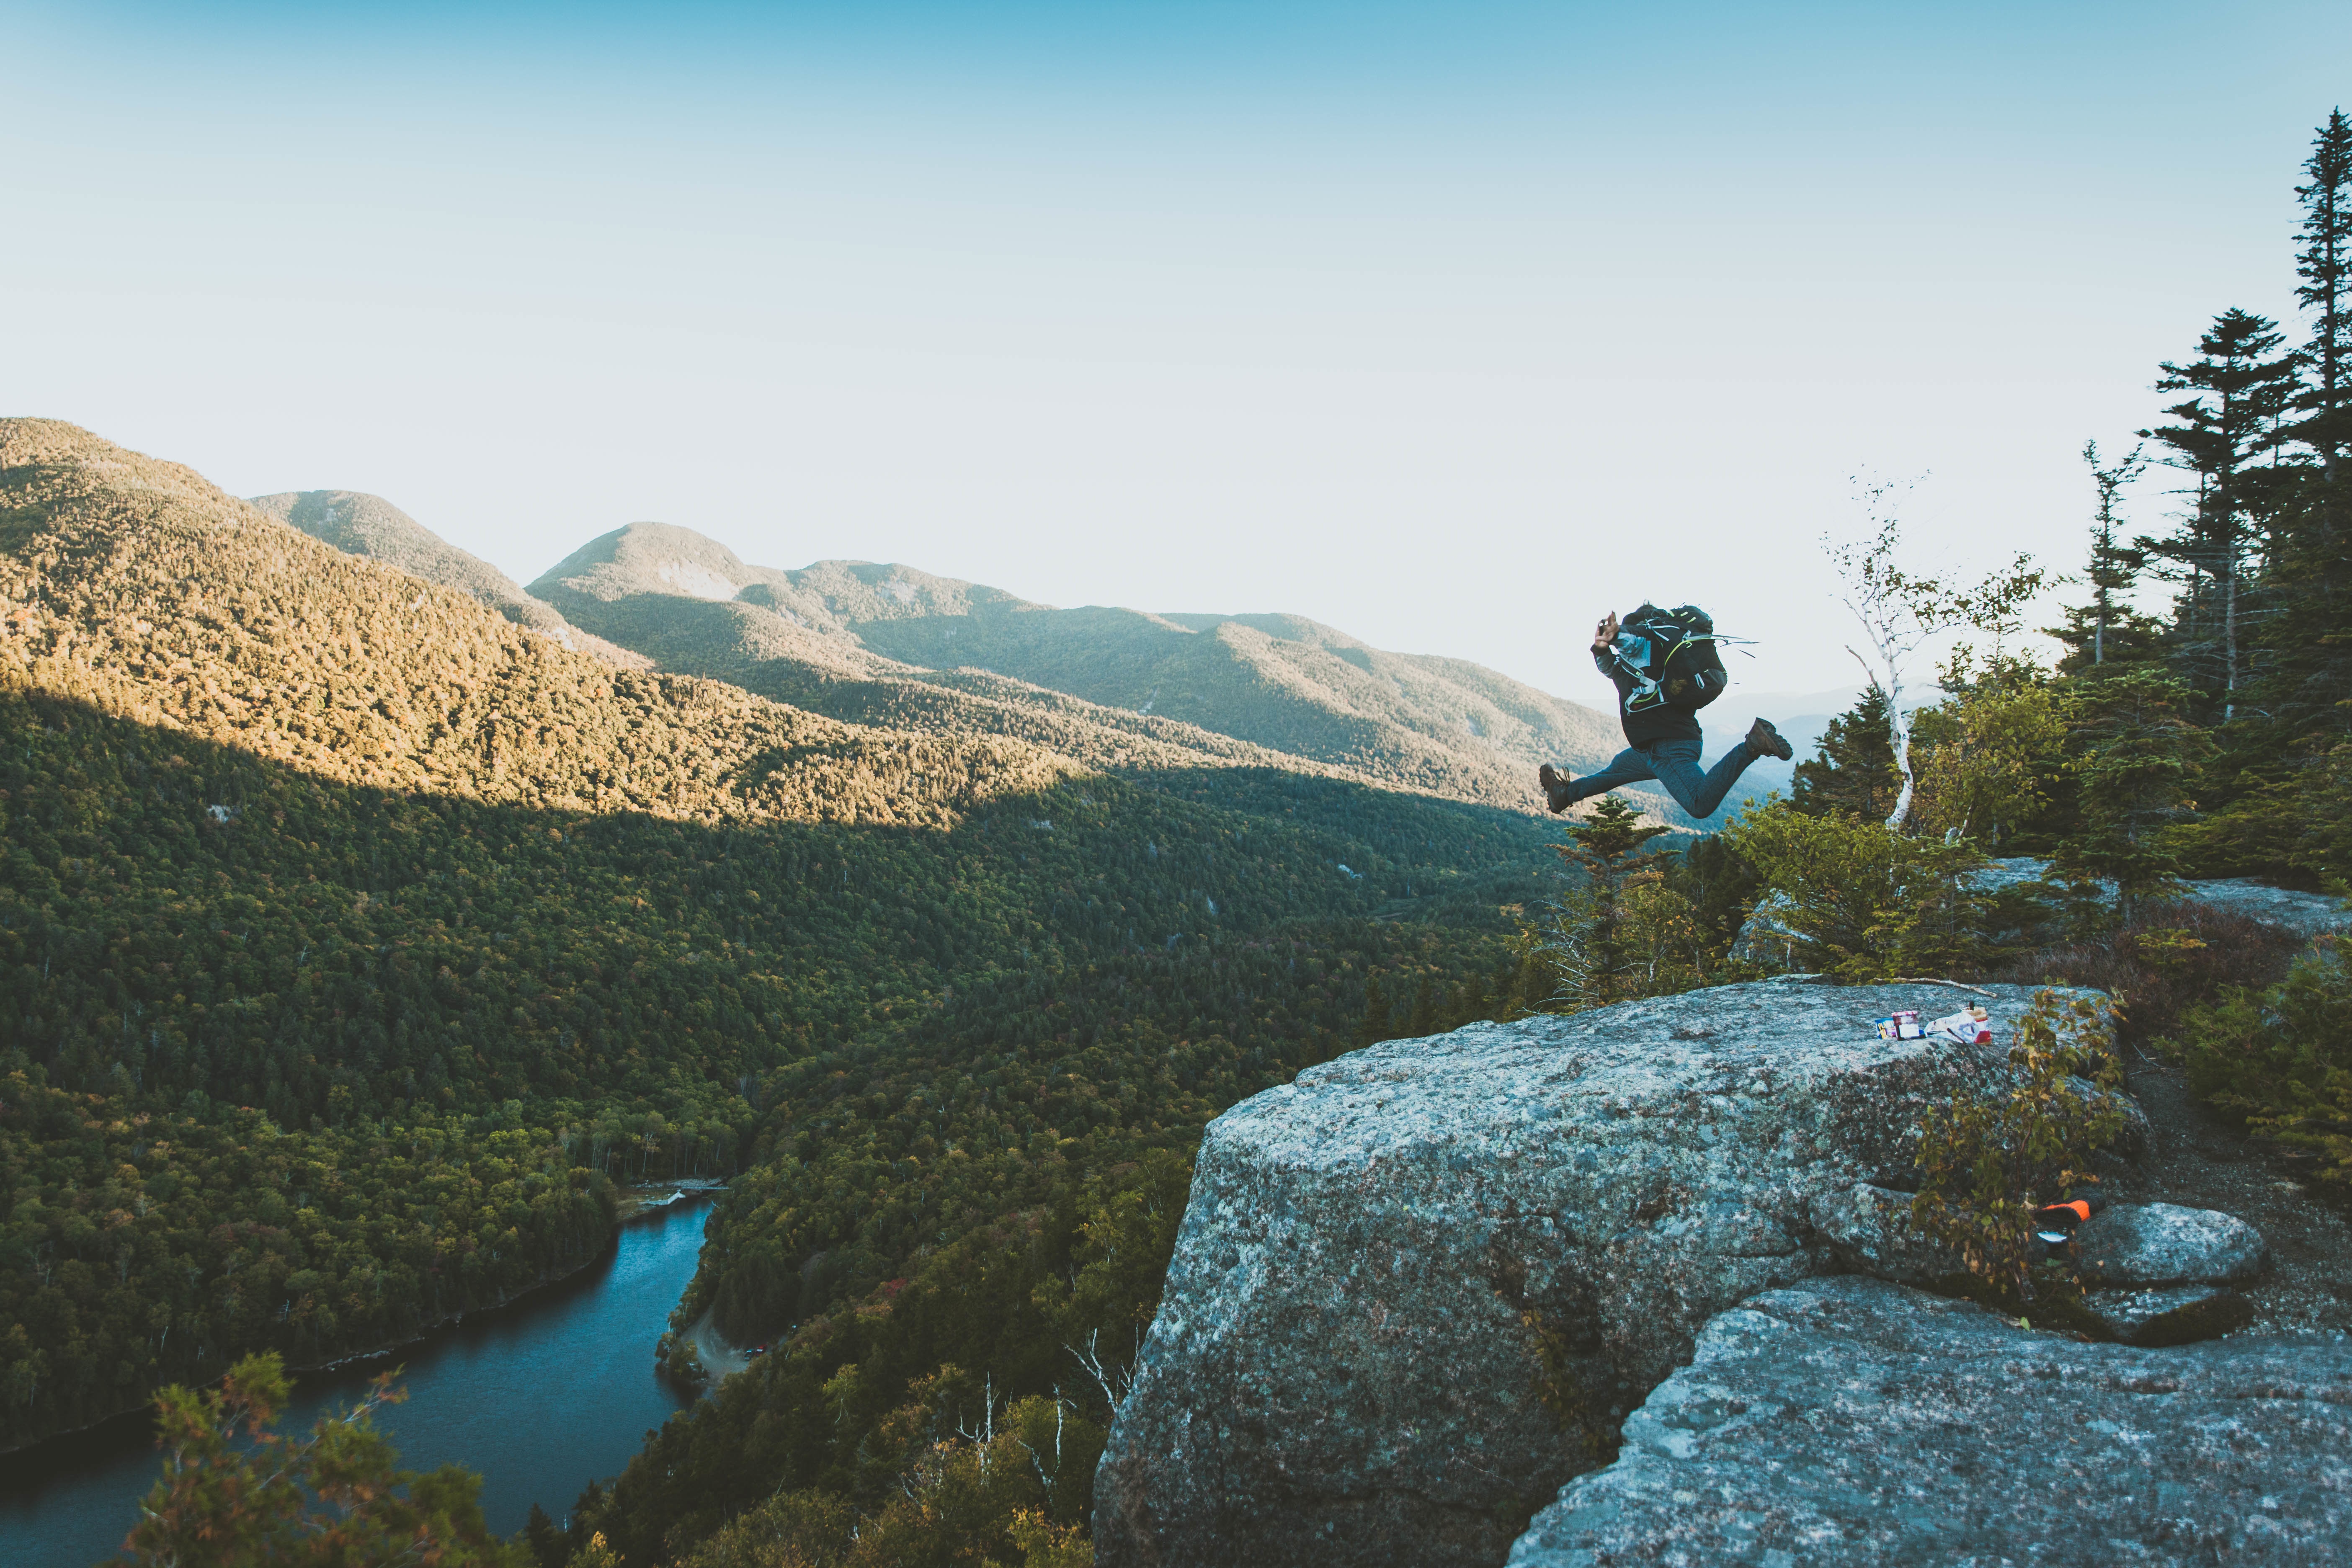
1;1194;715;1568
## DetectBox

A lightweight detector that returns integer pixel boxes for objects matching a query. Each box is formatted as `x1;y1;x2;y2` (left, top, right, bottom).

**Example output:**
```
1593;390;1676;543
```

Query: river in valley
1;1193;718;1568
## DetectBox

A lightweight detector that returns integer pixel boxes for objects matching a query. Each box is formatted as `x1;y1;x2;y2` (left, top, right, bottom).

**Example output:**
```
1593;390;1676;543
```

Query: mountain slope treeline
522;518;1674;820
0;418;1561;1525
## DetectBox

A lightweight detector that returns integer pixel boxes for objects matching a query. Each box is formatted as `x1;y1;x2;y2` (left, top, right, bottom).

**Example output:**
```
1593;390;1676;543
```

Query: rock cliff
1091;980;2094;1568
1507;1276;2350;1566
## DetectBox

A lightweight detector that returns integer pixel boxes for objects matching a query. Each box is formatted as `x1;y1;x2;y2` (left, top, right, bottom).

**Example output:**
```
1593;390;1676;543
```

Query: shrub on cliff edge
1720;804;1990;980
1909;990;2126;1299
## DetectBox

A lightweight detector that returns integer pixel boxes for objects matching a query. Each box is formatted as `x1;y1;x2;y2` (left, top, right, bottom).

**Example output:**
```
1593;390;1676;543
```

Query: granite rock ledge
1508;1276;2351;1567
1091;981;2104;1568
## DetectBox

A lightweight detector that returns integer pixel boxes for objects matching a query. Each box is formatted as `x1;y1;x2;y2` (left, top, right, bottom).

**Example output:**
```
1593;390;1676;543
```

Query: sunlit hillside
250;488;651;670
0;420;1566;1483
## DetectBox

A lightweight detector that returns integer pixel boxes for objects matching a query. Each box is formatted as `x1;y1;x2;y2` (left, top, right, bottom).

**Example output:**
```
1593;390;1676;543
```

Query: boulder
2084;1283;2257;1346
1508;1276;2352;1567
1091;981;2106;1568
2079;1201;2267;1288
1723;890;1805;970
1969;856;2069;896
1967;858;2348;939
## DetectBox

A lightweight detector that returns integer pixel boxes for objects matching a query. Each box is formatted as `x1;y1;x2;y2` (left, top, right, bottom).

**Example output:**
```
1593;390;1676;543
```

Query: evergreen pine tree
2257;110;2352;751
1356;975;1391;1045
2048;670;2215;921
1535;796;1674;1011
2292;108;2352;501
2051;440;2168;674
2138;309;2303;719
526;1504;569;1568
1790;686;1903;820
1406;974;1444;1036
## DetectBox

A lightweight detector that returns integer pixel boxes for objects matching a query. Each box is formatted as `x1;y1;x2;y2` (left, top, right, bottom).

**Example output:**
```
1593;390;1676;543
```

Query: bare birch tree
1825;477;2044;831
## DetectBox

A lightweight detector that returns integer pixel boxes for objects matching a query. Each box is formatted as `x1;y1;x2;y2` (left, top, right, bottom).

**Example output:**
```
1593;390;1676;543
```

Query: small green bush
2176;934;2352;1184
1993;902;2304;1050
124;1353;520;1568
1911;989;2126;1295
1720;803;1988;980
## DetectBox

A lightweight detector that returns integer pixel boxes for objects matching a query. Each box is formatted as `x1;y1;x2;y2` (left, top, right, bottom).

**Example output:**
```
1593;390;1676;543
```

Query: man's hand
1591;611;1619;653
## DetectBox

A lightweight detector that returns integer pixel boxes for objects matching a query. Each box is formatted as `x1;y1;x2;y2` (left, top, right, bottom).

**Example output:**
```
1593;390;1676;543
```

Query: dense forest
2035;110;2352;890
0;420;1557;1495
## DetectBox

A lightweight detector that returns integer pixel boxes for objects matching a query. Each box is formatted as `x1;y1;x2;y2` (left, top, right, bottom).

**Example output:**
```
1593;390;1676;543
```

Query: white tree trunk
1883;679;1914;832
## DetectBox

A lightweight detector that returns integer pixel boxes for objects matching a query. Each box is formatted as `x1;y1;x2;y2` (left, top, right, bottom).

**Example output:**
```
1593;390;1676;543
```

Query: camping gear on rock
1925;1004;1993;1044
1610;604;1732;714
1873;1010;1923;1041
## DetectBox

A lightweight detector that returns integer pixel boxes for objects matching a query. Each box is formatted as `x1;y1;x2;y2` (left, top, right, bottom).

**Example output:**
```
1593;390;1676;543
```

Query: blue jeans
1568;738;1757;820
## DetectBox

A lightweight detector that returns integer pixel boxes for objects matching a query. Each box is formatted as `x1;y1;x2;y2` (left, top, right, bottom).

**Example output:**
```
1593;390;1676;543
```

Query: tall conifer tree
2051;439;2166;674
2248;111;2352;756
1790;686;1903;820
2138;309;2301;719
2293;108;2352;501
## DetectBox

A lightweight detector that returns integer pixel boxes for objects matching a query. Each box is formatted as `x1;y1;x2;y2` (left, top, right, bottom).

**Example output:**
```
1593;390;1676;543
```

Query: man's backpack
1613;603;1729;714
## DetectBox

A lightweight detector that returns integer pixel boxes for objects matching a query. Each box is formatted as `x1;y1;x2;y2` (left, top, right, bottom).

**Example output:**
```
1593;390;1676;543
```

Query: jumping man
1539;606;1792;819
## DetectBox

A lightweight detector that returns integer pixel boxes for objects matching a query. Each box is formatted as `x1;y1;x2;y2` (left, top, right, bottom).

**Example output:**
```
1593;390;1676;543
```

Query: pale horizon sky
6;2;2347;710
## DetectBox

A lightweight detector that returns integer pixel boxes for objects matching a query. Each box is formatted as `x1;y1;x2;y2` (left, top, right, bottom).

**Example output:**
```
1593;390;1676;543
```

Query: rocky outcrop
1508;1276;2351;1566
2073;1201;2269;1346
1091;981;2101;1568
2080;1201;2267;1288
1805;1180;1969;1284
2084;1282;2257;1345
2170;877;2352;938
1723;890;1804;970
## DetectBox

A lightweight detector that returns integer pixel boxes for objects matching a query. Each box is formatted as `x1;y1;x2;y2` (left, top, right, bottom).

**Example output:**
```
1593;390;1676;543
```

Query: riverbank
3;1194;723;1568
2;1179;729;1458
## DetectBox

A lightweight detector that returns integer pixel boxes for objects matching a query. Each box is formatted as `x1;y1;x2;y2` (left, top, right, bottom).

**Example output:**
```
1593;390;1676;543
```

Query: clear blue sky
6;2;2347;700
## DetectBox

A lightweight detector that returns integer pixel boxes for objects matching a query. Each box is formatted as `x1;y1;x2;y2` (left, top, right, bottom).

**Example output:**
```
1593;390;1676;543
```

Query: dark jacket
1594;643;1702;747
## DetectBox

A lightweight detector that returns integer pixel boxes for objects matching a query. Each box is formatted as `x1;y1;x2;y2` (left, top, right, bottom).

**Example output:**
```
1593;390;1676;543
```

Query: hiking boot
1746;717;1793;761
1538;763;1576;815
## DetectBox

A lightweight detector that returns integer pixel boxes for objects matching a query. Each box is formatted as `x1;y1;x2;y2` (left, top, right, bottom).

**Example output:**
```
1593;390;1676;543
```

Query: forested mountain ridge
530;524;1340;782
0;418;1563;1495
248;489;650;671
274;508;1431;805
527;519;1645;818
1;423;1068;826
